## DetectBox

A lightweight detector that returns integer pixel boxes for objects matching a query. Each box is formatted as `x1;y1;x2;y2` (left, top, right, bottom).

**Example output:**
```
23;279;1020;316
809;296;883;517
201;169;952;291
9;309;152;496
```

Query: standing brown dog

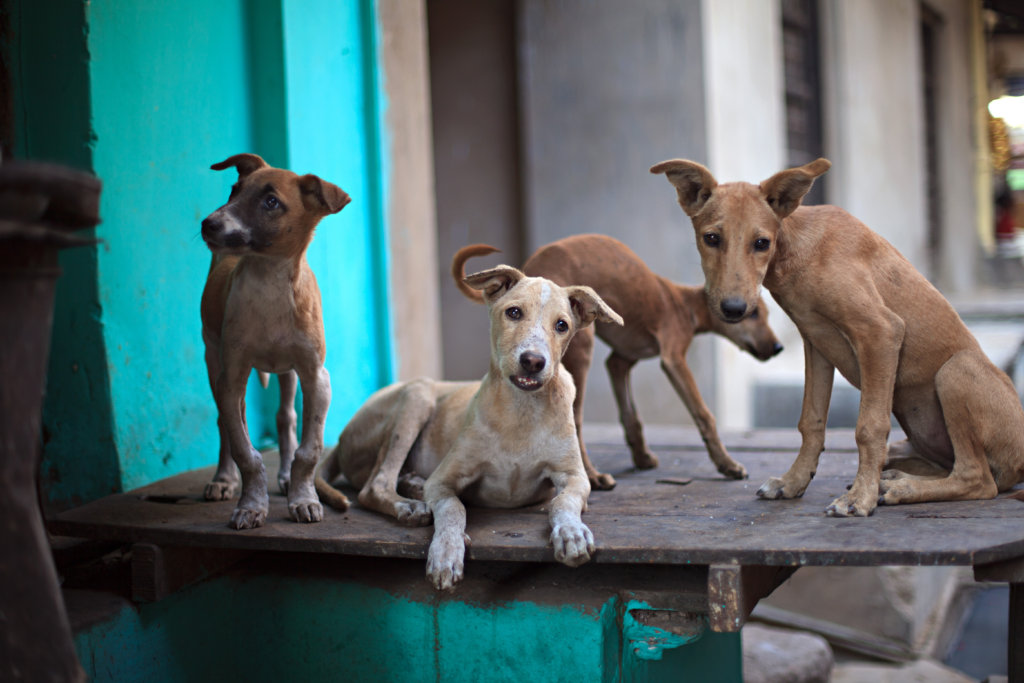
452;234;783;490
201;153;350;529
651;157;1024;516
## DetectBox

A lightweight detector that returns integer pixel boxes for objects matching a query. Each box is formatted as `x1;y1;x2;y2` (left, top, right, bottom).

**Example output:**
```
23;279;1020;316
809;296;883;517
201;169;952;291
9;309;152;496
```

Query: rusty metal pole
0;162;99;683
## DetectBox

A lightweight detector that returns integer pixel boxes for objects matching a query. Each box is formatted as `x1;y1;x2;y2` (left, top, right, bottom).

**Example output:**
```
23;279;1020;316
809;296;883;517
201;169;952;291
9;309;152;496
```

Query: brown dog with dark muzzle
200;153;350;529
652;157;1024;516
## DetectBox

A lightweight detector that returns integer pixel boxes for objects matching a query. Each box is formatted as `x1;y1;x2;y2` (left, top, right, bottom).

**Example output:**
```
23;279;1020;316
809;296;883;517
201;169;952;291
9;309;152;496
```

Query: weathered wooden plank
48;436;1024;569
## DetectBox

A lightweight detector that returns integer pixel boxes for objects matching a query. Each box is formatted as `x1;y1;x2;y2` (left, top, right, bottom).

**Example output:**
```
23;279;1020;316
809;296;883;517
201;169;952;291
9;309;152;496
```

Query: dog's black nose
519;351;546;374
200;216;220;238
720;298;747;320
772;342;784;357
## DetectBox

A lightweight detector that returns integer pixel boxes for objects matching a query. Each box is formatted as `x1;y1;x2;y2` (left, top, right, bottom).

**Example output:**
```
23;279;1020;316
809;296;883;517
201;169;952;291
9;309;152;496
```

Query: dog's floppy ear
760;158;831;219
565;286;624;329
650;159;718;217
210;153;268;178
463;265;524;304
298;174;351;215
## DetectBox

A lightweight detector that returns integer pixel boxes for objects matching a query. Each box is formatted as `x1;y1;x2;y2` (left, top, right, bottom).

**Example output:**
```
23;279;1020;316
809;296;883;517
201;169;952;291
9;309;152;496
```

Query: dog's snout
720;298;747;321
519;351;546;375
772;342;784;357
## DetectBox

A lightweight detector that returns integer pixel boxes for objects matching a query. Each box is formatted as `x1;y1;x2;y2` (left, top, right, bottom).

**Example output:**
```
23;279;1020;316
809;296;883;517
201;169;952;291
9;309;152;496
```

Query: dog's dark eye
505;307;522;320
753;237;771;252
263;195;280;210
555;319;569;334
703;232;721;248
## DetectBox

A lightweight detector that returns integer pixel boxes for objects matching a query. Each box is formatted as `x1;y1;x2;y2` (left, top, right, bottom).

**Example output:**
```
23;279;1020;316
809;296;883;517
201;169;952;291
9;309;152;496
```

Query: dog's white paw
756;476;808;499
824;491;876;517
229;506;267;529
289;499;323;523
550;521;595;568
204;480;238;501
756;477;788;499
426;532;467;591
395;500;432;527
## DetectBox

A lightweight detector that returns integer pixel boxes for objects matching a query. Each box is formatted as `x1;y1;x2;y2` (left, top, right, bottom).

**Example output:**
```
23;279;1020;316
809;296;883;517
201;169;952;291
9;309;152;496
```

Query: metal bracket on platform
131;543;249;603
707;564;797;632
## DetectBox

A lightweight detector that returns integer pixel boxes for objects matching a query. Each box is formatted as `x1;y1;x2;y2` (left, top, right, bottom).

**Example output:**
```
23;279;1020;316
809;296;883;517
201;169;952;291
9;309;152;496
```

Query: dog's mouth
510;375;544;392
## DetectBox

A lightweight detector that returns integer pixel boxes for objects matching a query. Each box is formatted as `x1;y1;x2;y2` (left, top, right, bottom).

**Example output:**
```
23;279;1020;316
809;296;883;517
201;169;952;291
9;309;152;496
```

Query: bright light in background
989;95;1024;128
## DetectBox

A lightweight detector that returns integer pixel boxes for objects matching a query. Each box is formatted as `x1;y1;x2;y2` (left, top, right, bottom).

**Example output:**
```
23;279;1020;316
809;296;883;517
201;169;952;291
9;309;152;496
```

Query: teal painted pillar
7;0;121;508
279;0;395;426
7;0;395;508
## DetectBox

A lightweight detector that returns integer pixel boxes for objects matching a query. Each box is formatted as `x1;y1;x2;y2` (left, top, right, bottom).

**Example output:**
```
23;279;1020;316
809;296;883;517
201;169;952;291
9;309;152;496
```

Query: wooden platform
49;428;1024;570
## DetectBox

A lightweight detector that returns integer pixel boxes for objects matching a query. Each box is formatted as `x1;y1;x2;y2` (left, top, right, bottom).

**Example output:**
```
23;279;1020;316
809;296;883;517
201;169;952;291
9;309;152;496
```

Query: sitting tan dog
651;157;1024;516
452;235;783;490
316;265;622;589
201;153;350;529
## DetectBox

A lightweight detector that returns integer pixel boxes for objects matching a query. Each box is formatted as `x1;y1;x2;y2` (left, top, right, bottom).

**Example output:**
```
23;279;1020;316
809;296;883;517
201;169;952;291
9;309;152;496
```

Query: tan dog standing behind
316;265;622;590
651;157;1024;516
201;153;350;529
451;235;783;490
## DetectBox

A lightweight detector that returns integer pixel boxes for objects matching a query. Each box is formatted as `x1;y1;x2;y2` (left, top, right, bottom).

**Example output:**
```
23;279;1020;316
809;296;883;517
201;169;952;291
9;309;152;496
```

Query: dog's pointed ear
298;174;351;215
760;158;831;219
210;153;268;179
463;265;524;304
650;159;718;217
565;286;623;329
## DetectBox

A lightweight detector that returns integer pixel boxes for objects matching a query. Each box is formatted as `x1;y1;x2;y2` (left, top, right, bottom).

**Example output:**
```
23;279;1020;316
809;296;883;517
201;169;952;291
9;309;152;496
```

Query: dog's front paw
229;505;267;529
824;491;876;517
395;499;432;526
289;498;323;523
633;449;659;470
426;532;468;591
550;521;595;568
278;472;291;496
204;480;238;501
757;476;805;499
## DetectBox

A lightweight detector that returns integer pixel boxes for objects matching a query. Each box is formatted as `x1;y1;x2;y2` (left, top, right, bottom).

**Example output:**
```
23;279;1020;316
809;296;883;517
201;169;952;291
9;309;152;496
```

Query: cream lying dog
316;265;622;589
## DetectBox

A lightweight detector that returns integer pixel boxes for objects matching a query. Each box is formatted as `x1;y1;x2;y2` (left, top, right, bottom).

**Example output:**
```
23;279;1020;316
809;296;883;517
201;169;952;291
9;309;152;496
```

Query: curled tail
314;445;351;511
451;244;501;303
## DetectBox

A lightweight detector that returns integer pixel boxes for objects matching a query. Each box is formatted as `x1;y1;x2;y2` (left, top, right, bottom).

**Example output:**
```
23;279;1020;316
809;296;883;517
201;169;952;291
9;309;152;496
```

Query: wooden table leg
1011;583;1022;683
973;559;1024;682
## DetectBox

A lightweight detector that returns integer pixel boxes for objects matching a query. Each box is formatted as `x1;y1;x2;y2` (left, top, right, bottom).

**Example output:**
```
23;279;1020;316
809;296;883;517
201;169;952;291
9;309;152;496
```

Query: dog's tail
314;445;351;511
452;243;501;303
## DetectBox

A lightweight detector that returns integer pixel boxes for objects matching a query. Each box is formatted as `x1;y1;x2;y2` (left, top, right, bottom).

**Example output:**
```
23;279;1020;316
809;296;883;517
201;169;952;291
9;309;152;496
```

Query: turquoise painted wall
72;565;742;683
8;0;393;506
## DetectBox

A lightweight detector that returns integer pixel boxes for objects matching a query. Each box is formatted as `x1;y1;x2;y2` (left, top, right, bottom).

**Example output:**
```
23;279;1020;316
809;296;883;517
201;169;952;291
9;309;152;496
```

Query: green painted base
72;556;741;682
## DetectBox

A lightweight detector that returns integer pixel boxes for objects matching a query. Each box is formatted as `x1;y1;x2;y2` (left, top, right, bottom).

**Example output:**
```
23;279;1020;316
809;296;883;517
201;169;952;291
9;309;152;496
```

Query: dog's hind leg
881;352;1001;504
276;370;298;495
606;351;659;472
358;380;437;526
287;366;331;523
562;328;616;489
659;342;747;479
